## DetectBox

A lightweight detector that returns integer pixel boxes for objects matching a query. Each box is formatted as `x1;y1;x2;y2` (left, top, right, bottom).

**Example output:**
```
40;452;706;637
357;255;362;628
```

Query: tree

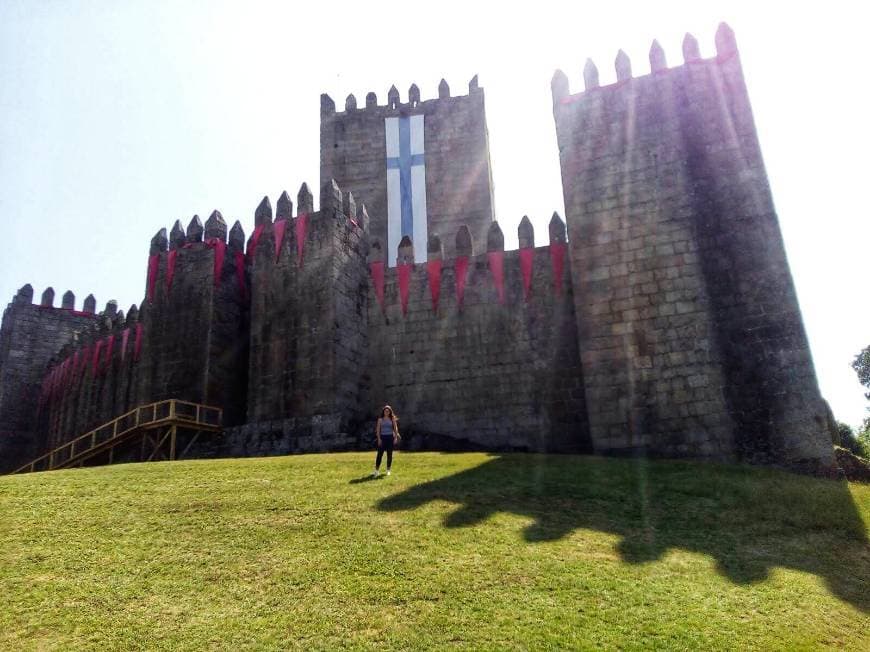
849;345;870;457
836;421;868;457
852;345;870;400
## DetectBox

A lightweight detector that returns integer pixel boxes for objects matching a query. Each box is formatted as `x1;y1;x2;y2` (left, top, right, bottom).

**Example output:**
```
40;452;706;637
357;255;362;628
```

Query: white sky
1;1;867;427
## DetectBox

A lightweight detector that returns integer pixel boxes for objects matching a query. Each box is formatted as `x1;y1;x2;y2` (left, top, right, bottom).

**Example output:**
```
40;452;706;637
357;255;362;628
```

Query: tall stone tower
0;286;99;472
552;25;834;471
320;77;495;264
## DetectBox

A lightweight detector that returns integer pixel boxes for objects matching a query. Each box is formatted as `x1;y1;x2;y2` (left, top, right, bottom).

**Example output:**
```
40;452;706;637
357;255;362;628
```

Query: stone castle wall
0;24;837;474
0;287;99;471
365;219;590;453
552;26;832;469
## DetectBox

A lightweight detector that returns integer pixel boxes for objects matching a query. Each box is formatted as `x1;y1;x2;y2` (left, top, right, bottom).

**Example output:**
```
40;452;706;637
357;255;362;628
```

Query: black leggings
376;436;394;469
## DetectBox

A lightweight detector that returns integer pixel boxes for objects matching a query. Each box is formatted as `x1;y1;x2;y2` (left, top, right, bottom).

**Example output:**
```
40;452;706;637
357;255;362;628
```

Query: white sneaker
371;470;379;478
386;470;391;476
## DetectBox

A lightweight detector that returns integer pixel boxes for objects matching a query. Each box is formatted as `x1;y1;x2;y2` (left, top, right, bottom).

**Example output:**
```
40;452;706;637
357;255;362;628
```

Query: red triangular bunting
247;224;265;261
104;335;114;372
80;346;90;377
370;261;385;311
295;213;309;266
519;248;534;301
550;242;567;294
147;254;159;303
206;238;226;287
58;358;69;392
234;251;247;299
488;251;505;304
427;259;442;312
398;263;412;316
121;328;130;361
133;324;144;362
166;249;179;291
455;256;470;307
273;219;288;261
92;340;103;375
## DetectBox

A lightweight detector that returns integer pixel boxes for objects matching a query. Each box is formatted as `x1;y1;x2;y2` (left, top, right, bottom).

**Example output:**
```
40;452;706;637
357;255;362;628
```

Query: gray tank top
379;418;394;437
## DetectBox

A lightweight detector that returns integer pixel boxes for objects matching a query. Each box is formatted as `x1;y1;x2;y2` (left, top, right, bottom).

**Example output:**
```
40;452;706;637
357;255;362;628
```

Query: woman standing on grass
372;405;401;477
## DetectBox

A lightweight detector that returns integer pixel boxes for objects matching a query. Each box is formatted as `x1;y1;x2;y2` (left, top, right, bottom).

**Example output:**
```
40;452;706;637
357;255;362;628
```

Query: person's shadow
349;474;386;484
377;454;870;612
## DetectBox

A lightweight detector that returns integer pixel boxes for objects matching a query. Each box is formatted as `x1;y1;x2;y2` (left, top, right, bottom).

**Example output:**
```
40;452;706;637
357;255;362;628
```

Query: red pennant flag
234;251;247;299
133;324;144;362
104;335;114;372
121;328;130;361
397;263;412;316
488;251;505;304
63;357;73;390
206;238;227;287
455;256;470;307
273;219;288;261
92;340;103;375
80;346;90;377
427;259;442;312
550;242;567;294
519;248;534;301
370;261;385;311
58;358;69;393
247;224;265;261
166;249;179;291
295;213;309;266
147;254;159;303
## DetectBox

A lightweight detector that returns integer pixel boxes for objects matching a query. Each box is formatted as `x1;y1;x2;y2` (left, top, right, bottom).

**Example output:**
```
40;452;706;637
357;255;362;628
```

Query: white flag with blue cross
385;115;428;265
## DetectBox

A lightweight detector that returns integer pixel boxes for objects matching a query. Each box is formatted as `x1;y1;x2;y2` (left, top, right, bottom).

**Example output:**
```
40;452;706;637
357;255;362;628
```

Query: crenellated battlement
11;283;108;318
322;75;483;117
551;23;738;103
368;214;571;317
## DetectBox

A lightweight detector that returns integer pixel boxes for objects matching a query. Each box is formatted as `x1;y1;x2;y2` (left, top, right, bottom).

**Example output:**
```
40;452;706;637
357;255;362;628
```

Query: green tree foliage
852;345;870;400
849;345;870;457
836;419;870;457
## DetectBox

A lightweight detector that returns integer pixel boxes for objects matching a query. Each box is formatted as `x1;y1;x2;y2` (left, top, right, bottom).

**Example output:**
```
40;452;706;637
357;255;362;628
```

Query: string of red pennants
146;213;312;305
370;243;569;315
39;324;145;404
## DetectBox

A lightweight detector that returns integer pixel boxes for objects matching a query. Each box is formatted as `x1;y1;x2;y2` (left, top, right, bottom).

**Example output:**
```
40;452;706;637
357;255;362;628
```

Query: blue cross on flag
385;115;428;265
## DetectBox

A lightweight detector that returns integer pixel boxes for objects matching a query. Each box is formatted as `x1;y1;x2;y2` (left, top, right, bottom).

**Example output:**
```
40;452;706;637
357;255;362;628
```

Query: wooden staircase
14;399;223;474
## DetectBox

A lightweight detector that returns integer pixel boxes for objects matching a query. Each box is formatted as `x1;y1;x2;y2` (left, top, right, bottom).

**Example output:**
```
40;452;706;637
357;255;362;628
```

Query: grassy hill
1;452;868;650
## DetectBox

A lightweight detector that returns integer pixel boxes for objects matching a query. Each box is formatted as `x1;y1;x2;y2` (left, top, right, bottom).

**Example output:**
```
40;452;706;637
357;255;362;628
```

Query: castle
0;25;837;474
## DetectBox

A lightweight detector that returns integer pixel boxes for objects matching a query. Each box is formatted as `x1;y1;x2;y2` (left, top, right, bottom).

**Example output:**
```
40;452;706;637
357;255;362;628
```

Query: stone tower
320;77;495;264
0;286;98;471
552;25;834;470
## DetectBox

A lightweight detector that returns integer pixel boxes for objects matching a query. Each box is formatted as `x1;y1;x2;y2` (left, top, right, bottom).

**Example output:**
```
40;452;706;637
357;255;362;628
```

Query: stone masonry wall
552;26;833;469
39;305;141;453
0;286;98;471
246;180;370;448
137;212;248;424
365;218;591;453
320;78;495;263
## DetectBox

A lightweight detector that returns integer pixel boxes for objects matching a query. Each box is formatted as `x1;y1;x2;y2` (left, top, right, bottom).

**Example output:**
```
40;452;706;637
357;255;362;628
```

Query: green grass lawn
1;452;868;650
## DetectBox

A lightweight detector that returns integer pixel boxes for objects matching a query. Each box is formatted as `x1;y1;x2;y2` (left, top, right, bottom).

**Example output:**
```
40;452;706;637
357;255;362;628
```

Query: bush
838;421;870;459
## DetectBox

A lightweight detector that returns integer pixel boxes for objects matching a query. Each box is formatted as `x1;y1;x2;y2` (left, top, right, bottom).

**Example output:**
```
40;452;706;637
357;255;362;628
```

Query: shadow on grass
349;474;386;484
377;454;870;612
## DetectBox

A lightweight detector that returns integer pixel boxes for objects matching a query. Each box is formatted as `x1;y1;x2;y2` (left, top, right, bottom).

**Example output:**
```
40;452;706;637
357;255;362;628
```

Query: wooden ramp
14;399;222;474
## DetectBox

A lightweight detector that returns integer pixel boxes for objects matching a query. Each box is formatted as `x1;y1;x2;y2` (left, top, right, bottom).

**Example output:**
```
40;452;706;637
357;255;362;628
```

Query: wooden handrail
14;399;222;474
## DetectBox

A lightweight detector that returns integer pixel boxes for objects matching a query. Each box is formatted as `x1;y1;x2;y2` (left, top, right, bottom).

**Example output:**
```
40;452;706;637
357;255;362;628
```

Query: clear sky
1;1;867;427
